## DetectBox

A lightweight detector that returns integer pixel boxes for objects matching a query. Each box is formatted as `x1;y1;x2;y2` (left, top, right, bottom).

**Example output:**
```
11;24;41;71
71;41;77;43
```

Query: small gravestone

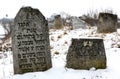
54;15;63;29
97;13;117;33
12;7;52;74
66;38;106;69
72;17;87;29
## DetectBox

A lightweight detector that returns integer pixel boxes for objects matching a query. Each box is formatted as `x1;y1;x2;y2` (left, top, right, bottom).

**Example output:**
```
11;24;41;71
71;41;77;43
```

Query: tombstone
12;7;52;74
72;17;87;29
66;38;106;69
53;15;63;29
97;13;117;33
117;19;120;28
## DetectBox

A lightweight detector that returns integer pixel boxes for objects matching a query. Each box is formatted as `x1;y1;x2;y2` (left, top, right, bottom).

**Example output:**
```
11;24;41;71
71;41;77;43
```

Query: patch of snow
0;27;120;79
0;24;5;35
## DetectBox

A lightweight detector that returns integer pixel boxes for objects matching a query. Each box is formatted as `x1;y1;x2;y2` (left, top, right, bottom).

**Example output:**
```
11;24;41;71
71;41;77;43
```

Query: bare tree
0;18;14;43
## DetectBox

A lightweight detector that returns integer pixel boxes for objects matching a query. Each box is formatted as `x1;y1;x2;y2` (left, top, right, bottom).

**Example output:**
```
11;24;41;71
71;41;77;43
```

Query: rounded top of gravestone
14;6;48;32
54;15;61;19
14;6;46;22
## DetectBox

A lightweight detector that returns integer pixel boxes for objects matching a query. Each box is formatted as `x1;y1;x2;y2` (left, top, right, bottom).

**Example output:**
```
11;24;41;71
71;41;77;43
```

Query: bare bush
0;18;14;43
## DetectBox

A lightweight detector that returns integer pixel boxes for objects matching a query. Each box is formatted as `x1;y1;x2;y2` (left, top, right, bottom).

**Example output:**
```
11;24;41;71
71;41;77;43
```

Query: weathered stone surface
12;7;52;74
53;15;63;29
66;38;106;69
72;17;87;29
97;13;117;33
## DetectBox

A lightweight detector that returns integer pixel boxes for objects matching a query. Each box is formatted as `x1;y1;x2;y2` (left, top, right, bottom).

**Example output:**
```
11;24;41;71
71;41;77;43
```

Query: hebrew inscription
66;38;106;69
12;7;52;74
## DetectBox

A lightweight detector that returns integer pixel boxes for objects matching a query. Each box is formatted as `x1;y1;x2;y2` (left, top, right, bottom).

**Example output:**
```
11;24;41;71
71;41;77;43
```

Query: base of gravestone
66;38;106;70
66;58;106;69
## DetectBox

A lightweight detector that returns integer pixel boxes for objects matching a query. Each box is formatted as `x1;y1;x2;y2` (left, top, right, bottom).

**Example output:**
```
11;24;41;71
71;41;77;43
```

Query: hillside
0;27;120;79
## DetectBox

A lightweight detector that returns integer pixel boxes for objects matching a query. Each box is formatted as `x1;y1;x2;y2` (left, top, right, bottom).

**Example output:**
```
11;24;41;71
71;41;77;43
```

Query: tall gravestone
97;13;117;33
12;7;52;74
66;38;106;69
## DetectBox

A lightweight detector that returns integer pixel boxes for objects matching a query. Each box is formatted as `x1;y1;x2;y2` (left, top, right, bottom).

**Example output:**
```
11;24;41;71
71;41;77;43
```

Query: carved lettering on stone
66;38;106;69
12;7;52;74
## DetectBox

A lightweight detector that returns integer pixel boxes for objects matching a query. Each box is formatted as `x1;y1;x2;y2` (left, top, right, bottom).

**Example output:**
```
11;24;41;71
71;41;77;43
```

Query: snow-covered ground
0;27;120;79
0;24;5;41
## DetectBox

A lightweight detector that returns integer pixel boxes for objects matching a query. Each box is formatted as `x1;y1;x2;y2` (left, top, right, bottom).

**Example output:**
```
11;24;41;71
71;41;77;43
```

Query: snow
0;24;5;37
0;27;120;79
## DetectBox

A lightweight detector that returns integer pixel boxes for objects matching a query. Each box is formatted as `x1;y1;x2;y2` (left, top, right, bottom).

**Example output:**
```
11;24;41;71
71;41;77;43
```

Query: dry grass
57;35;62;39
54;51;59;55
51;36;54;41
64;31;68;35
64;41;68;44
